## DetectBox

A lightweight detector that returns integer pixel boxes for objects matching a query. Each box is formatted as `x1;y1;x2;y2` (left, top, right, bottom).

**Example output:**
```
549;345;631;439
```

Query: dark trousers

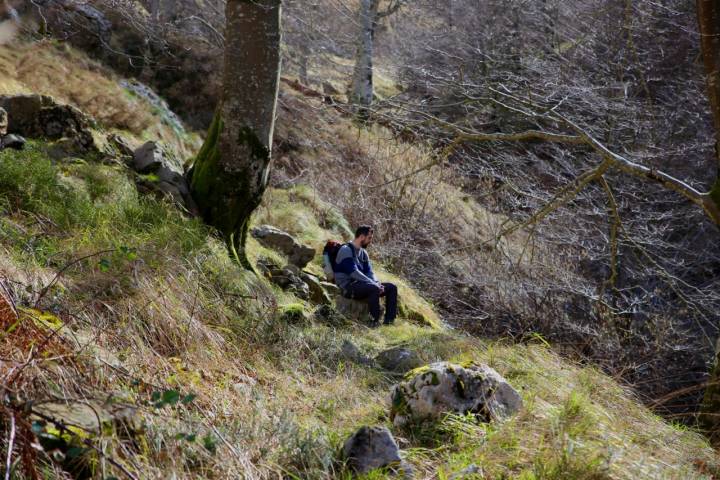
346;281;398;323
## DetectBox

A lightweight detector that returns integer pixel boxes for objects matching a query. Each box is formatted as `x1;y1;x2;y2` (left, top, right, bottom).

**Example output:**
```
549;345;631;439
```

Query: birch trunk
351;0;379;117
189;0;282;269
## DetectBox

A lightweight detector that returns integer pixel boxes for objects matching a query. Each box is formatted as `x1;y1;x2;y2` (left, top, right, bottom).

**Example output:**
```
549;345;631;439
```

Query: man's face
360;231;374;248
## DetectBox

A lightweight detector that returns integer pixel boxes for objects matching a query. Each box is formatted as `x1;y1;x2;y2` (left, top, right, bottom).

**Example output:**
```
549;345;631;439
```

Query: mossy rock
280;303;308;324
390;362;522;428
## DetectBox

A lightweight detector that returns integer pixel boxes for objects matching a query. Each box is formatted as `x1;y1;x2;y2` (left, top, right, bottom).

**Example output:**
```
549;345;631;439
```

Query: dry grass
0;39;153;133
0;39;200;159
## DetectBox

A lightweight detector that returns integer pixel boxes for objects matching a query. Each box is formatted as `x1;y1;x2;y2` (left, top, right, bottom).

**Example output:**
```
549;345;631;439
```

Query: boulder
390;362;522;427
133;141;183;174
300;272;332;305
0;134;26;151
336;295;376;324
342;426;403;476
251;225;315;269
375;347;422;374
0;94;96;151
131;141;198;214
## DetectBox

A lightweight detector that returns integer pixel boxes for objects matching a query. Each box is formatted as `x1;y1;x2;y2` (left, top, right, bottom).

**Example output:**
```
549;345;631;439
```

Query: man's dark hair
355;225;374;238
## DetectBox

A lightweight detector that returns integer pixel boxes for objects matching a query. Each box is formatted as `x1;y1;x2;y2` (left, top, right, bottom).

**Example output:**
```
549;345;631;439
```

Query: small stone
375;347;422;373
0;107;7;135
341;340;374;365
314;304;346;326
232;374;257;396
450;464;482;479
342;426;402;475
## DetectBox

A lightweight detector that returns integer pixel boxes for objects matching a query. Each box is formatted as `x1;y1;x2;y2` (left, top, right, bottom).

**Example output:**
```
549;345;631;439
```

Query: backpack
322;240;348;282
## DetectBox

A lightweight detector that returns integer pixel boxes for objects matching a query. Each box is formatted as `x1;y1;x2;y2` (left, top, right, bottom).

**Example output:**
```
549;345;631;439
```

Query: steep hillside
0;40;718;480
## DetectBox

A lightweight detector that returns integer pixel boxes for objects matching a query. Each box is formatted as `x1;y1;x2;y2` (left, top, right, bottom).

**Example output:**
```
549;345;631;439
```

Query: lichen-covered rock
390;362;522;427
375;347;422;373
251;225;316;269
342;426;402;475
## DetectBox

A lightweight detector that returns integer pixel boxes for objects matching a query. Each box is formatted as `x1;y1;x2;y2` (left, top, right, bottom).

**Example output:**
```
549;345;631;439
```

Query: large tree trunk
189;0;281;269
698;0;720;439
351;0;379;117
698;0;720;216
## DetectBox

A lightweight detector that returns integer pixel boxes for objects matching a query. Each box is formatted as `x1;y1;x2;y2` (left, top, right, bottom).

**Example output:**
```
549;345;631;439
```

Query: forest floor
0;39;718;480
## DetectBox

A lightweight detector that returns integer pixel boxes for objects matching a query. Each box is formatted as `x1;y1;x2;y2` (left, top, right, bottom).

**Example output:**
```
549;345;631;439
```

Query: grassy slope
0;45;717;480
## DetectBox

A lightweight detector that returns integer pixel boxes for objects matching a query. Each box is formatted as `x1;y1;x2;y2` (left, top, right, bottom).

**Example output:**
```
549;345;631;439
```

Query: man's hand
377;282;385;294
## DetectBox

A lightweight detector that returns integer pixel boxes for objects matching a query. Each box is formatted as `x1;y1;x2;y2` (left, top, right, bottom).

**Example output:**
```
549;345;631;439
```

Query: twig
4;411;15;480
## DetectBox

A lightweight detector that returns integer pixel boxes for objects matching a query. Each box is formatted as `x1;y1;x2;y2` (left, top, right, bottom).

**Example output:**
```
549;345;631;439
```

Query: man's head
354;225;374;248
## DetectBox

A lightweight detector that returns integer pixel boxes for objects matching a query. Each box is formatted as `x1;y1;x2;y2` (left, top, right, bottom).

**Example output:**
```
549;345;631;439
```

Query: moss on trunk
189;0;281;270
189;111;269;270
710;176;720;211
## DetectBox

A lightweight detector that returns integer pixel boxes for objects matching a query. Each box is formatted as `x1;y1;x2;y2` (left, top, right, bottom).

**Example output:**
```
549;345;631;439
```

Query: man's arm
362;250;379;283
336;245;375;284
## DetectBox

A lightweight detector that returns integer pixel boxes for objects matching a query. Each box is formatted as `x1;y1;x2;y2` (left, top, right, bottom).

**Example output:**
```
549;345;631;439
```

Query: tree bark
698;0;720;218
351;0;379;118
189;0;282;269
697;0;720;439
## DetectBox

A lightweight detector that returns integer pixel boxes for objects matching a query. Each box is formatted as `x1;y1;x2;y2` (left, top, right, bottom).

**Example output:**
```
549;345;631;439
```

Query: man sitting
334;225;397;326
